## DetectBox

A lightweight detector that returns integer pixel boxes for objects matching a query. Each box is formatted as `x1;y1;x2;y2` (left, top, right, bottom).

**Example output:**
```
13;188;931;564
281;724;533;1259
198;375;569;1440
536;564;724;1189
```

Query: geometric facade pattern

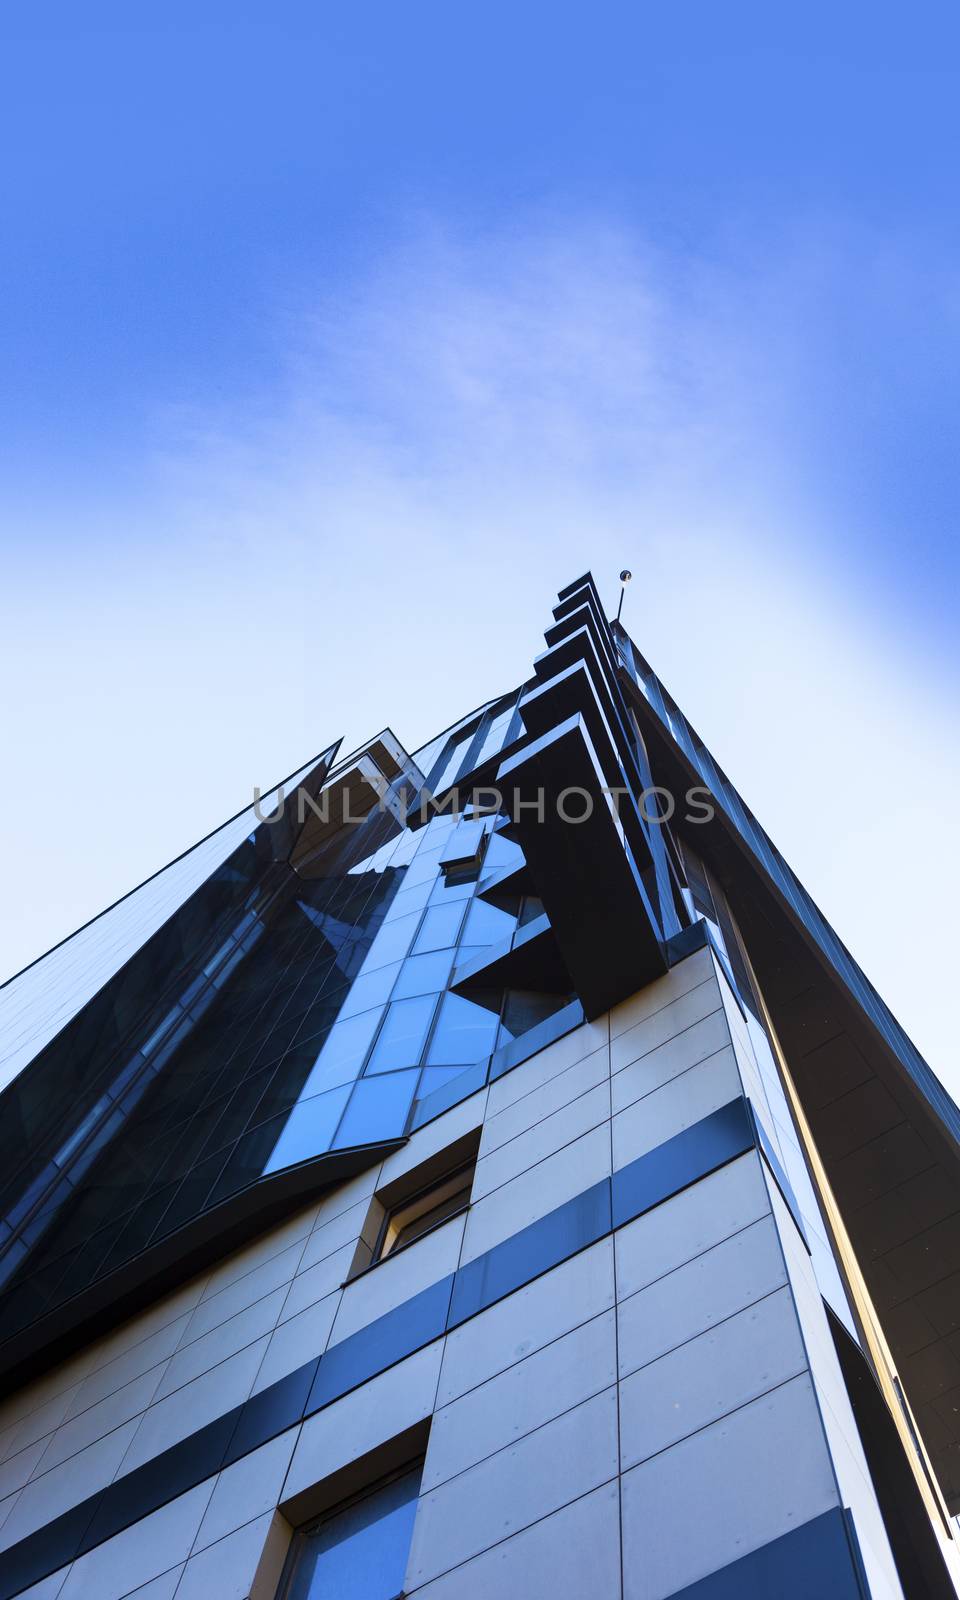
0;573;958;1598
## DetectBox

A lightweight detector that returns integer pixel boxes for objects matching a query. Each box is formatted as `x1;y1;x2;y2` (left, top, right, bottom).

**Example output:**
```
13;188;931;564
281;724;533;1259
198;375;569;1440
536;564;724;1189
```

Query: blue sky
2;5;959;1088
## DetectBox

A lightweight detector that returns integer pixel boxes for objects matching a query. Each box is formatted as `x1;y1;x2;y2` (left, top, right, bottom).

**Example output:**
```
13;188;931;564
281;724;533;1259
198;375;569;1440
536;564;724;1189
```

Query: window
459;897;515;949
438;817;486;880
333;1070;420;1148
425;991;499;1065
412;902;465;954
366;995;437;1074
374;1161;475;1262
391;949;453;1000
301;1008;385;1098
497;987;565;1043
358;911;421;974
280;1461;422;1600
427;727;474;794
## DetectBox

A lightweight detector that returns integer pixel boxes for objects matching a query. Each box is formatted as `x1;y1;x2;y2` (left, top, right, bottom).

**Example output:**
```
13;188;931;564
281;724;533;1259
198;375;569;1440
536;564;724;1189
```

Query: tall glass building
1;572;959;1599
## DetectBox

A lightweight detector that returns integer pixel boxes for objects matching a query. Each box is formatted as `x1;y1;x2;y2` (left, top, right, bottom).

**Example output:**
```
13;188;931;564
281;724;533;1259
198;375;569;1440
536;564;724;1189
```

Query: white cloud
2;218;957;1098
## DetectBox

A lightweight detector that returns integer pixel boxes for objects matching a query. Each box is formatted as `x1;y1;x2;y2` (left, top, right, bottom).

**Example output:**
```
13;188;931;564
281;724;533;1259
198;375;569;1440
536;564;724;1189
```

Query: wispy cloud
3;217;957;1094
155;220;813;559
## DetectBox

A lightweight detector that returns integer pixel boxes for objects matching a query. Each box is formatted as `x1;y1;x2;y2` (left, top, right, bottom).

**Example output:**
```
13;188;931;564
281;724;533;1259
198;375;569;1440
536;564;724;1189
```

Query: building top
1;570;959;1512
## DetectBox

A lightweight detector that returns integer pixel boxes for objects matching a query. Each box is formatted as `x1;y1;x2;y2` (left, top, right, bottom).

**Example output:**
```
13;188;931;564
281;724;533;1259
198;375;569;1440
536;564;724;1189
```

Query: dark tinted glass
0;728;572;1357
498;988;565;1043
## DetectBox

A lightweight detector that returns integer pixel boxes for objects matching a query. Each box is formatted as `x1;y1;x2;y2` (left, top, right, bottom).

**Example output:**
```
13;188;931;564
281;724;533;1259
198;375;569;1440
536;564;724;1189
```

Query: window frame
277;1457;424;1600
372;1158;476;1265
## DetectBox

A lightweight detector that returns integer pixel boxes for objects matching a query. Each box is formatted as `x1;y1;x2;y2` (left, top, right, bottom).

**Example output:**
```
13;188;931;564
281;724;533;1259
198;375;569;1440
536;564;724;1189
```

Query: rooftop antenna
615;569;632;624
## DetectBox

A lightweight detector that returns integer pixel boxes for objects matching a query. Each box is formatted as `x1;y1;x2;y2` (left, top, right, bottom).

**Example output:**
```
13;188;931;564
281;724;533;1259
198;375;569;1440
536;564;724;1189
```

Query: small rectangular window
375;1161;475;1263
438;817;486;880
279;1460;423;1600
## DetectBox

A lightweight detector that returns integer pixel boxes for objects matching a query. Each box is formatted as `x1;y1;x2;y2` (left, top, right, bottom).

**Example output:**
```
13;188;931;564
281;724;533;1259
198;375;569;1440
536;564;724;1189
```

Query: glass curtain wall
0;759;569;1349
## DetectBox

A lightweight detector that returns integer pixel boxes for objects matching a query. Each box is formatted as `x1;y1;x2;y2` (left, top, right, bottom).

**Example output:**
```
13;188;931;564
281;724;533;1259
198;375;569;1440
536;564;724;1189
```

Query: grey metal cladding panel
449;1180;612;1325
423;1310;617;1491
658;1507;867;1600
619;1287;807;1469
406;1387;619;1590
615;1152;770;1302
306;1275;454;1412
617;1215;787;1378
0;1097;762;1598
620;1374;839;1600
404;1481;622;1600
435;1240;615;1409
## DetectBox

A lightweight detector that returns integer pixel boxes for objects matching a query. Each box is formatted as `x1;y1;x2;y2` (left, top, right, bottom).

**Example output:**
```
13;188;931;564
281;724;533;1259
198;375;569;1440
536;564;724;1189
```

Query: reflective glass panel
391;950;453;1000
381;877;433;923
425;992;499;1065
416;1064;476;1099
282;1463;422;1600
334;1071;419;1147
440;818;485;865
366;996;436;1074
460;899;515;947
358;912;421;975
428;732;472;793
470;710;513;768
337;964;402;1021
264;1086;352;1174
428;873;474;904
300;1008;384;1098
412;903;465;954
481;830;524;875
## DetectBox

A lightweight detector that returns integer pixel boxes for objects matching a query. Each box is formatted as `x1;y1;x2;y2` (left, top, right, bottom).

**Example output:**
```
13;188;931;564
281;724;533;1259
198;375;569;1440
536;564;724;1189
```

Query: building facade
0;572;959;1598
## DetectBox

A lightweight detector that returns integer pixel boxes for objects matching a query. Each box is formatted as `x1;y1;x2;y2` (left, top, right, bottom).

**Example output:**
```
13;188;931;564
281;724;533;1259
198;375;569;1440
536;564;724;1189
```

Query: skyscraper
0;571;958;1598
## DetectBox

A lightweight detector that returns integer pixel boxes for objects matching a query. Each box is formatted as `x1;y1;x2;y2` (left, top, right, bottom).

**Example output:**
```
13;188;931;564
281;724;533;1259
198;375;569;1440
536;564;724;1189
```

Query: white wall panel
407;1480;621;1600
407;1388;618;1589
423;1310;616;1491
436;1240;615;1407
620;1374;839;1600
